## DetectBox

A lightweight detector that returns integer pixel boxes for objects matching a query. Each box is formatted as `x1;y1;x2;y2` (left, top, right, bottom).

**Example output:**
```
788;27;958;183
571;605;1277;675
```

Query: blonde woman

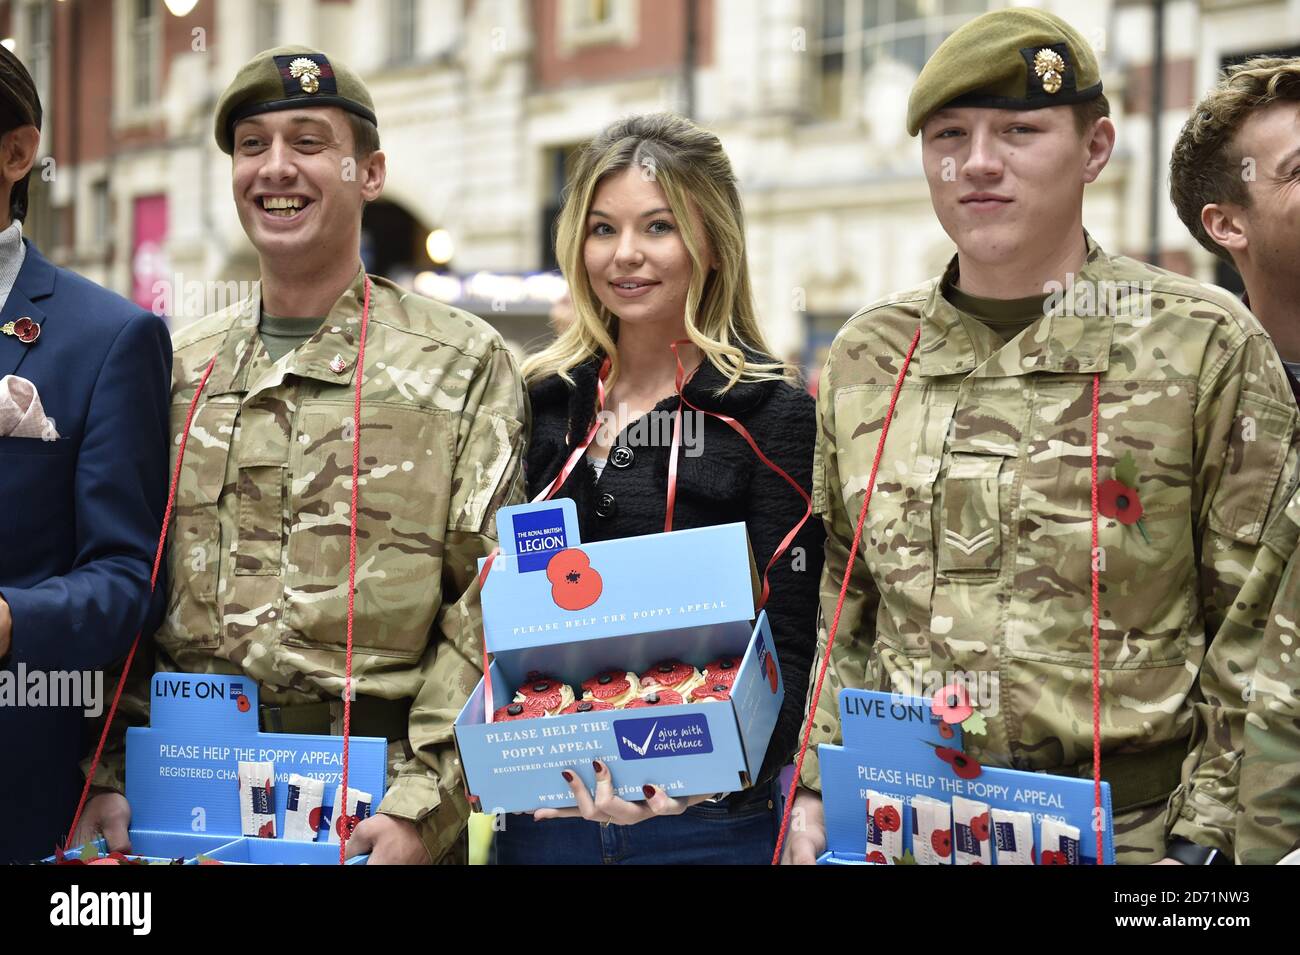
493;113;824;865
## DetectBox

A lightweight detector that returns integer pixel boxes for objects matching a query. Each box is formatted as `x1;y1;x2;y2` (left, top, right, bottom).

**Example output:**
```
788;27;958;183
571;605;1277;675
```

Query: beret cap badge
289;57;322;94
1033;48;1066;94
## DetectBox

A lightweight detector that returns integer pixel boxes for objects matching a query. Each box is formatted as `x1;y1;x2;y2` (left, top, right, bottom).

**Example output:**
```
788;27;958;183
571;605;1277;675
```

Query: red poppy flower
258;819;276;838
934;744;983;779
865;850;887;865
938;722;954;740
969;812;990;841
545;549;603;611
12;317;39;343
1040;849;1068;866
931;683;973;725
235;693;250;713
931;829;952;857
873;805;902;833
1098;479;1143;525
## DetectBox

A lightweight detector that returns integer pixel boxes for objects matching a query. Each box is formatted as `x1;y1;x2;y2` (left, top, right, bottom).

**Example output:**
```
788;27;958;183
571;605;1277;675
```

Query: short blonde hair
523;113;792;392
1170;56;1300;264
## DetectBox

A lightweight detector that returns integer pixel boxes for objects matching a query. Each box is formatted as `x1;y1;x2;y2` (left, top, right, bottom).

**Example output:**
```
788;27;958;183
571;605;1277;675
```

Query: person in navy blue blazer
0;48;171;863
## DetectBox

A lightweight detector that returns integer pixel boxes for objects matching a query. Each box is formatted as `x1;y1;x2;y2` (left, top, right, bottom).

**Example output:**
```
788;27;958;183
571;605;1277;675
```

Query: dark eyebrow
235;114;333;133
1274;144;1300;175
587;207;674;219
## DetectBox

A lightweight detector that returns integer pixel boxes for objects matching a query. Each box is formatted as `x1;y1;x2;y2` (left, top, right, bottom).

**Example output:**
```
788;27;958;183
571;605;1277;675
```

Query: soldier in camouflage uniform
1218;490;1300;864
783;9;1300;865
71;47;527;864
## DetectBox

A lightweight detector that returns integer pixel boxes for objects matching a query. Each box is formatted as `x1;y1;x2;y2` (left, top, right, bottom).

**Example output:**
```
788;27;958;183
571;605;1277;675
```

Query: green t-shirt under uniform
944;283;1050;361
259;311;325;363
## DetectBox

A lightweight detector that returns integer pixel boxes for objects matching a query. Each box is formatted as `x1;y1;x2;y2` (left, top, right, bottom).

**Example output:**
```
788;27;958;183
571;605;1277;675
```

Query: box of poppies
453;499;785;814
48;673;384;865
816;689;1115;865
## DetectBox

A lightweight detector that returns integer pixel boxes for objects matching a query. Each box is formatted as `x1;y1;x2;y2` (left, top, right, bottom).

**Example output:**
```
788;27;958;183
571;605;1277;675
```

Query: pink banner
131;195;169;313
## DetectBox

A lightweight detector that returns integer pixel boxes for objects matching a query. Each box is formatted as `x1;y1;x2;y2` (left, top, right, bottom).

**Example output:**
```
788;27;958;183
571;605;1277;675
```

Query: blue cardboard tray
455;501;785;813
817;690;1115;865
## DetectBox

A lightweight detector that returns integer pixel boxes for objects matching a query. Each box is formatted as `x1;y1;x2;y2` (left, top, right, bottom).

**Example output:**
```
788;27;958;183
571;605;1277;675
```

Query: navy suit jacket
0;240;171;863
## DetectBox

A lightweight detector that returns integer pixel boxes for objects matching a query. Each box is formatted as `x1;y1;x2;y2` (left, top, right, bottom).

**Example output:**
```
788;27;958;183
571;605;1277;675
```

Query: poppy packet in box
453;499;785;813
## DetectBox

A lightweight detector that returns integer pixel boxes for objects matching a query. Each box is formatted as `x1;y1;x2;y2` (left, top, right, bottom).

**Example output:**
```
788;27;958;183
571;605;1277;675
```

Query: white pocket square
0;374;59;440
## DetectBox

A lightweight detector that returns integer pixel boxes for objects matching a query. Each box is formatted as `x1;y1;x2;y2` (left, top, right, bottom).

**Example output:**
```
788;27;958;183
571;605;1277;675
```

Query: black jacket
526;355;825;805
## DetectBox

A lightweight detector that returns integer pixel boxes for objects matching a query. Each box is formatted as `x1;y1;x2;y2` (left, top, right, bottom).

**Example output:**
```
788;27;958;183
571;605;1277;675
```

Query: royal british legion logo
513;508;568;573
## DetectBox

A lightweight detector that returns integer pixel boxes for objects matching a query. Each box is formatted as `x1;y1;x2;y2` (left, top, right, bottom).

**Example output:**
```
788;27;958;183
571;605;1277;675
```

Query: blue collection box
817;689;1115;865
52;673;386;865
454;500;785;813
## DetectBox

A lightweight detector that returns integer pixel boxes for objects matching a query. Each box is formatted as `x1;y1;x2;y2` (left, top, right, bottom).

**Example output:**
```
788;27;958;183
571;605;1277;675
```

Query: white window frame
20;1;52;121
113;0;165;129
558;0;639;55
812;0;994;121
388;0;419;65
252;0;282;57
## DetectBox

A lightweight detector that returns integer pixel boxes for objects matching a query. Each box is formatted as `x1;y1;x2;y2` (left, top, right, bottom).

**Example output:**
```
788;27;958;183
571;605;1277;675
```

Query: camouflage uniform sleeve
376;342;528;862
796;348;882;793
1170;332;1300;852
1235;497;1300;864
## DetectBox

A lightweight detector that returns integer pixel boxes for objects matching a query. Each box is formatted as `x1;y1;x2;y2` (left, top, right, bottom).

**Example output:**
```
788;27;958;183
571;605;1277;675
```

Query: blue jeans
491;780;779;865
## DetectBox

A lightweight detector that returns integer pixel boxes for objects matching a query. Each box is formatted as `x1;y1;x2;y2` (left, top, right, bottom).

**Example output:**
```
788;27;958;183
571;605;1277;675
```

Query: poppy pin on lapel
2;316;39;344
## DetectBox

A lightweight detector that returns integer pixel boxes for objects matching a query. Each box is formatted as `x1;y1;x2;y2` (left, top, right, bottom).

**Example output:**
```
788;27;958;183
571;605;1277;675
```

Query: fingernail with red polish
592;760;603;774
642;785;656;799
561;770;574;782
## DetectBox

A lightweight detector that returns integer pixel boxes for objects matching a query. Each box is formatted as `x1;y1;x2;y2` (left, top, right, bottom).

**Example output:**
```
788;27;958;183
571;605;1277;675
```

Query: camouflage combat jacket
1233;488;1300;864
94;269;527;862
798;237;1299;861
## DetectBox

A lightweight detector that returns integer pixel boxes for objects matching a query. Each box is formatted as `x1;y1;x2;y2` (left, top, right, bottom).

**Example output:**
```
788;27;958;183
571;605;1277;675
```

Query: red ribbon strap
772;325;919;865
65;354;219;851
667;342;812;612
532;357;611;503
338;275;372;864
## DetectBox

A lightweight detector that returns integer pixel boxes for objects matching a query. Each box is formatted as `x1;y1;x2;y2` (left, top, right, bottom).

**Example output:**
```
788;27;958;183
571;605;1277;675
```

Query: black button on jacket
526;355;825;806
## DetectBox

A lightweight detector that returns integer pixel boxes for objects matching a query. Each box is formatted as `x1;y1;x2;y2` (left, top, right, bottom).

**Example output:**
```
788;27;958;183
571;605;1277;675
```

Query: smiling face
231;107;384;267
1229;100;1300;278
921;105;1112;268
582;166;712;332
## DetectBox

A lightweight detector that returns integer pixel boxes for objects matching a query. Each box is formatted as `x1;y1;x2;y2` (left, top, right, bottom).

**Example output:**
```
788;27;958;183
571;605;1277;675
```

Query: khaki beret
907;7;1102;136
213;45;377;154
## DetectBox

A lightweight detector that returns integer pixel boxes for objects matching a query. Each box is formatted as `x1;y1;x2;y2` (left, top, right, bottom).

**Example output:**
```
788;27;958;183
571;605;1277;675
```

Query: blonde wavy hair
523;113;793;392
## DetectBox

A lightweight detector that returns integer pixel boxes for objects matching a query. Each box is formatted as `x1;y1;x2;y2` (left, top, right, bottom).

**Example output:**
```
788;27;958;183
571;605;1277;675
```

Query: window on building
92;180;112;246
559;0;638;51
813;0;988;120
253;0;281;53
575;0;617;29
130;0;159;109
24;1;52;115
540;144;581;271
389;0;418;65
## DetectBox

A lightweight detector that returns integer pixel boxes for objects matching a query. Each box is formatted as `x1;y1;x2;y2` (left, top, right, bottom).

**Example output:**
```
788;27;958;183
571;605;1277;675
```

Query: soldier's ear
360;149;386;203
1081;117;1115;185
1202;202;1248;258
